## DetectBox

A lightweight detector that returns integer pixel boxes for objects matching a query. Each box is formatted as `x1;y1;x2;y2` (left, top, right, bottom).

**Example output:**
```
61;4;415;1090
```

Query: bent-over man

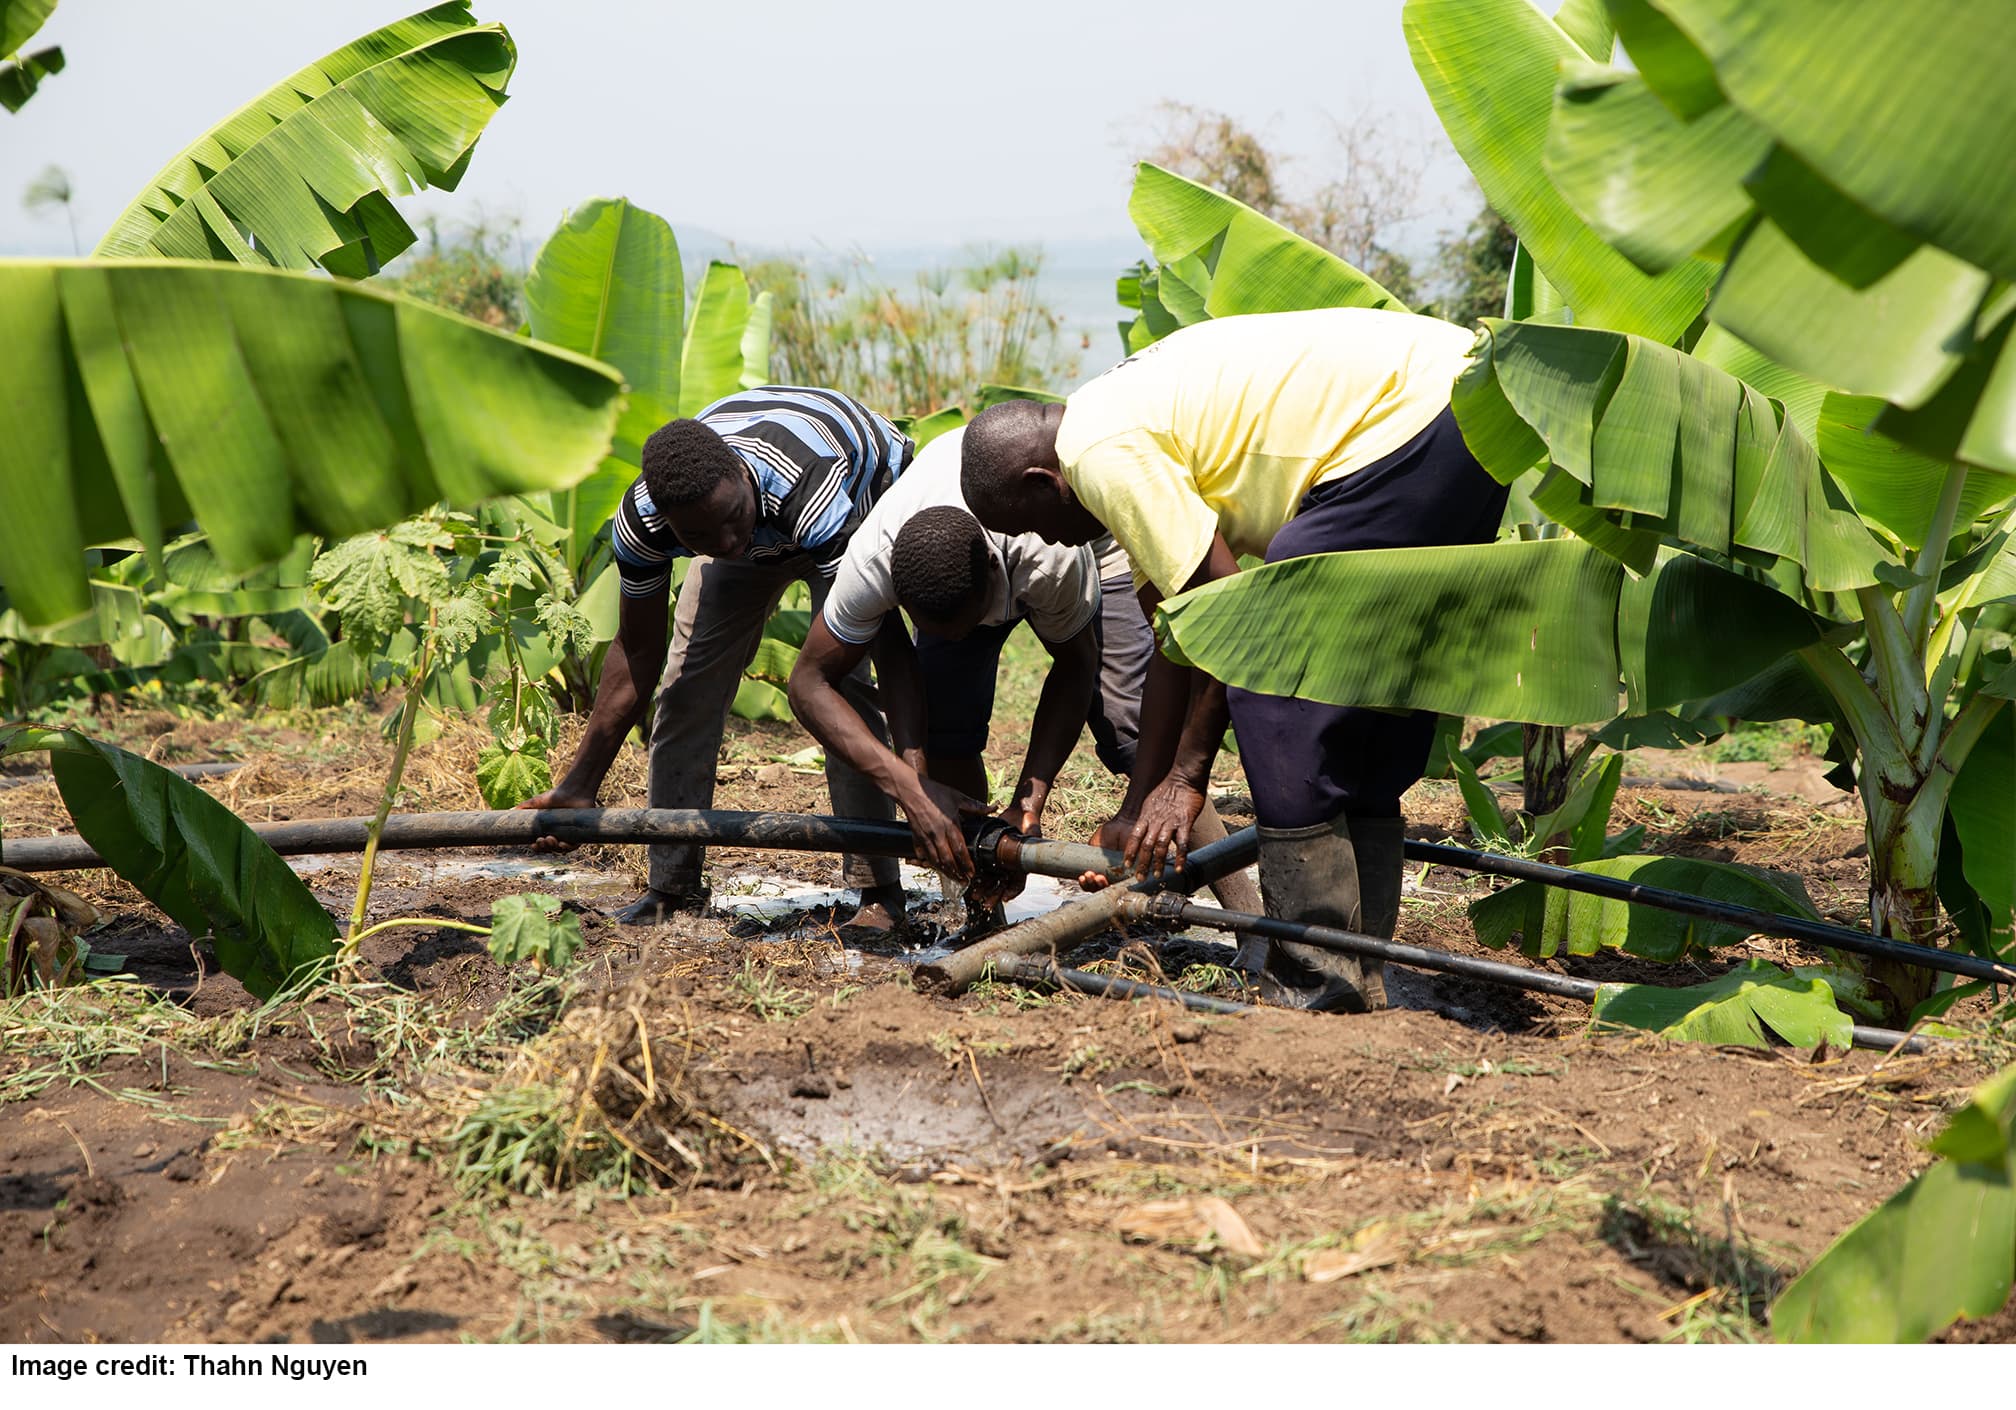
959;308;1504;1011
788;427;1259;913
521;387;913;932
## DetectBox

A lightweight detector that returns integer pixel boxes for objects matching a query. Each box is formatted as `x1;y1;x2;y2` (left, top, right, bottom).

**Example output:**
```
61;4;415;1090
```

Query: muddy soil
3;713;2012;1344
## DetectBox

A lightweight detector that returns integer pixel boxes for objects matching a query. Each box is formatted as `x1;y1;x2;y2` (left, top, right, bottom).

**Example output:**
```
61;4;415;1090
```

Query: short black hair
892;506;991;624
960;400;1049;524
641;418;742;508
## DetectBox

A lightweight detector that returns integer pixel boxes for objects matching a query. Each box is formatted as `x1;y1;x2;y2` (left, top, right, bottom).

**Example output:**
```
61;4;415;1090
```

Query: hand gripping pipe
1118;892;1930;1054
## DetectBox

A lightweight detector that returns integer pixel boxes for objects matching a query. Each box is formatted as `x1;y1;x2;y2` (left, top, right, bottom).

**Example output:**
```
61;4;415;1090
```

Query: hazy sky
2;0;1478;263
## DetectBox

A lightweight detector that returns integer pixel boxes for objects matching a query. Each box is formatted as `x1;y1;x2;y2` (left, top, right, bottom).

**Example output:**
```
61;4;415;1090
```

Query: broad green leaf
1874;299;2016;478
907;406;967;449
740;290;775;391
486;892;581;971
1947;707;2016;961
0;0;56;54
1446;750;1510;845
1691;323;1825;445
1592;957;1851;1049
525;197;683;411
1657;0;2016;286
1402;0;1715;342
1551;0;1614;59
744;636;799;685
1157;537;1818;728
1127;163;1407;320
1773;1061;2016;1343
0;259;623;627
0;41;59;112
1709;218;1991;414
1819;397;2016;550
680;261;762;417
1473;853;1819;962
1543;64;1767;275
0;725;338;998
96;3;512;276
730;676;791;722
476;741;550;809
1455;320;1894;593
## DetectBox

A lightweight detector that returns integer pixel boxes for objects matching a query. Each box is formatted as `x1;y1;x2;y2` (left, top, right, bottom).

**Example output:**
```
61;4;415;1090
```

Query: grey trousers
1086;569;1150;776
647;553;901;895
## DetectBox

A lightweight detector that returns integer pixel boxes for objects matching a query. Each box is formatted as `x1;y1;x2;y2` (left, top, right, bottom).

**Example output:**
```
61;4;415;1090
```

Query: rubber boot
1347;814;1405;1012
1256;813;1387;1013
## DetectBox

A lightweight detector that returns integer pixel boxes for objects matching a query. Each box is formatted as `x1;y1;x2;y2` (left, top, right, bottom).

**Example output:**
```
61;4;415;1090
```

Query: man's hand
1075;813;1135;890
1123;773;1207;882
899;776;990;881
516;782;599;852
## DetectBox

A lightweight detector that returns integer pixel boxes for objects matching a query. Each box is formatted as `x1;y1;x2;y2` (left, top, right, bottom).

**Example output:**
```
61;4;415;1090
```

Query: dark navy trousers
1225;405;1509;829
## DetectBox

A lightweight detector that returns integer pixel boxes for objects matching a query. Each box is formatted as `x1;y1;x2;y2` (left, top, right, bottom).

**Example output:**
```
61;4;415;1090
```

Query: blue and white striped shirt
612;387;913;597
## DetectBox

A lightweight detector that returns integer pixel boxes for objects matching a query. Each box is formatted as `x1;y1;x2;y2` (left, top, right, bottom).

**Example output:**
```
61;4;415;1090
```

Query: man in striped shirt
520;387;916;931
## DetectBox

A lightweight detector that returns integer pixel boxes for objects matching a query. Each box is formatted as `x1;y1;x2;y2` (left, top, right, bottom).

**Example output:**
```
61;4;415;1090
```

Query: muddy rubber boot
1256;814;1385;1014
1343;814;1405;1011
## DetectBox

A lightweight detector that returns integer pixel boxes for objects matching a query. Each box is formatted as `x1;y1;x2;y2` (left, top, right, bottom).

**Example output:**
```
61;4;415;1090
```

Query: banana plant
518;196;776;709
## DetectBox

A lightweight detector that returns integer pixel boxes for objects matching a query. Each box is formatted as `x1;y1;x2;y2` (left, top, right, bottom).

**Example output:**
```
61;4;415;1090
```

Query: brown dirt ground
3;700;2013;1345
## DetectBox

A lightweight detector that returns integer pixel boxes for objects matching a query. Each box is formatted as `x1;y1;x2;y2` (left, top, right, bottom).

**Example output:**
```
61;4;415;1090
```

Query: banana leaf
1773;1062;2016;1342
1550;0;1614;60
1126;163;1406;324
680;262;772;417
1401;0;1714;343
1818;396;2016;550
1453;319;1894;593
1946;706;2016;961
523;197;684;568
0;725;338;998
1592;957;1852;1050
1472;853;1820;962
0;258;623;629
525;197;683;413
95;3;512;277
1655;0;2016;287
1543;63;1767;276
1155;537;1819;728
0;0;58;112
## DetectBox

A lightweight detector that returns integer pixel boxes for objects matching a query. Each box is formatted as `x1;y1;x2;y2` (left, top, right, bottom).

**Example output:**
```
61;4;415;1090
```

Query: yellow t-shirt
1055;307;1476;596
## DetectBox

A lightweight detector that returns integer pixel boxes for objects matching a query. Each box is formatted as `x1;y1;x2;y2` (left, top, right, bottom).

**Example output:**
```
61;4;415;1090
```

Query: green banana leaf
0;725;339;998
680;261;772;417
1818;395;2016;550
1125;163;1406;327
1453;319;1893;593
0;0;58;112
1593;958;1853;1050
95;2;512;277
0;43;59;113
907;407;967;449
523;197;685;569
1946;706;2016;961
1543;63;1767;276
0;258;624;629
1155;537;1820;728
1402;0;1714;343
1656;0;2016;287
1773;1061;2016;1342
1550;0;1614;60
1472;853;1820;962
525;197;683;412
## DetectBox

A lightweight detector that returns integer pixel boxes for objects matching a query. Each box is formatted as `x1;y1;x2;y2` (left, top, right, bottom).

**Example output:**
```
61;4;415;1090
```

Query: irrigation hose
1122;893;1929;1055
1404;839;2016;987
0;807;1127;884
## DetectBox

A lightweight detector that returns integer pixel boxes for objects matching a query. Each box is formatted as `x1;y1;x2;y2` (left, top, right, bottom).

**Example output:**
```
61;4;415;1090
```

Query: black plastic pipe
1403;839;2016;987
1130;894;1929;1054
0;807;1124;883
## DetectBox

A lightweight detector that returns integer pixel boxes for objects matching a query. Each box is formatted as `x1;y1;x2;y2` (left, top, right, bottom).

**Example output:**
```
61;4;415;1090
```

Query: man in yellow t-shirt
961;307;1505;1013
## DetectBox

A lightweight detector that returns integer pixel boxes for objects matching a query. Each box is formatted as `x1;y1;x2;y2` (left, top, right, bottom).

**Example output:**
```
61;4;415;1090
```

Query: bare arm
520;585;669;810
1103;533;1243;876
1004;621;1099;836
787;612;987;878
